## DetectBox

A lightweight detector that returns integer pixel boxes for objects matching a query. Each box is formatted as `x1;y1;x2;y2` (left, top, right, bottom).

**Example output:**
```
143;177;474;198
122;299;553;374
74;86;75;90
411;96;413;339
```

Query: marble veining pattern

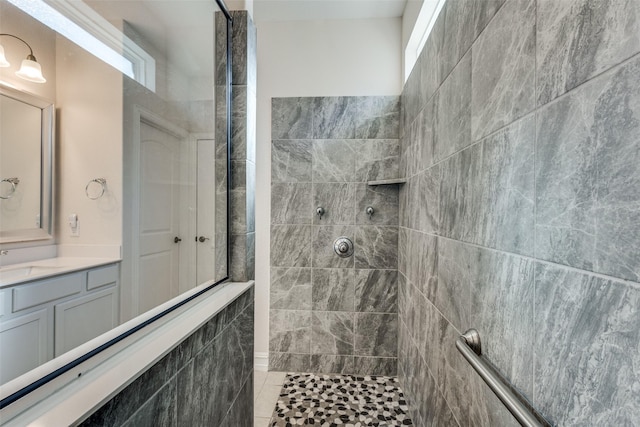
355;96;400;139
311;311;355;355
471;0;536;141
355;226;399;270
397;0;640;423
270;96;400;375
435;50;472;162
312;268;355;312
355;269;398;313
270;268;312;310
537;0;640;105
272;98;314;139
534;263;640;425
313;97;357;139
478;114;535;256
271;140;312;183
356;184;399;226
536;55;640;282
269;310;311;354
270;183;312;224
312;139;356;182
354;139;400;182
313;183;356;225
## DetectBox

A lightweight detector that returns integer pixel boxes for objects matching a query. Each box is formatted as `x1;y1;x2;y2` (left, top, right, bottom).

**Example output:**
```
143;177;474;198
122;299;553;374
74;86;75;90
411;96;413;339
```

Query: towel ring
0;178;19;200
86;178;107;200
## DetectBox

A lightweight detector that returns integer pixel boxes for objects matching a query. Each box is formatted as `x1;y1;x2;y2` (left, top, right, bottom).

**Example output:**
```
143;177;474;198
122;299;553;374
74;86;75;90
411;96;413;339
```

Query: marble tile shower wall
269;96;401;376
397;0;640;426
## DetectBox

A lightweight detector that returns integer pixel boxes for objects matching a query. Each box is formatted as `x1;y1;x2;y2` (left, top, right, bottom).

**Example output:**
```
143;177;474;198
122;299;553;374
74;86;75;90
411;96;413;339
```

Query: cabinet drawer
13;273;82;312
87;264;118;291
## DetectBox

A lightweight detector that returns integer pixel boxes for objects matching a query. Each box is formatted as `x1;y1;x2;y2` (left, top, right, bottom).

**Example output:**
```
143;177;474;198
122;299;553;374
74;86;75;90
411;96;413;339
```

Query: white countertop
0;257;121;288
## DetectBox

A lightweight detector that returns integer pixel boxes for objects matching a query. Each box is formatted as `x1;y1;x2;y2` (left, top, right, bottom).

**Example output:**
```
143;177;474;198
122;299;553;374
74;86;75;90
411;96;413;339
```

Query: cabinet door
0;308;50;384
54;287;118;357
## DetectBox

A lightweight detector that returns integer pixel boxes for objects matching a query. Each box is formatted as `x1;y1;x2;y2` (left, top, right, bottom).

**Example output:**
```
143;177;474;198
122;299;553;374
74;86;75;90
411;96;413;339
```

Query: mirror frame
0;83;54;244
0;0;233;410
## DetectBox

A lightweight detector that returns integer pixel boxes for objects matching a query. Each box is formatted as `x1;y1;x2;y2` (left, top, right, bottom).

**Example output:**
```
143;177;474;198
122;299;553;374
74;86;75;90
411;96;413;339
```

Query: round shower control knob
333;236;354;258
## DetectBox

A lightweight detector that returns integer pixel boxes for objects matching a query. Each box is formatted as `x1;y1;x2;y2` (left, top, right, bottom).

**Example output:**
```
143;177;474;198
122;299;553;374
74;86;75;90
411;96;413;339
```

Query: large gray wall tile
439;0;475;79
271;225;311;267
471;0;536;141
272;98;313;139
353;357;397;376
313;183;356;225
472;0;506;39
405;230;438;300
355;184;399;226
271;183;312;224
311;312;355;355
310;354;355;374
435;239;472;331
417;165;440;234
355;269;398;313
439;143;483;243
312;97;357;139
477;115;535;256
269;352;311;372
354;139;400;182
435;50;472;161
534;263;640;425
269;310;311;354
467;247;534;396
312;140;356;182
354;313;398;357
536;56;640;282
537;0;640;105
312;268;355;311
312;225;355;268
270;268;312;310
355;226;398;269
271;140;312;183
355;96;400;139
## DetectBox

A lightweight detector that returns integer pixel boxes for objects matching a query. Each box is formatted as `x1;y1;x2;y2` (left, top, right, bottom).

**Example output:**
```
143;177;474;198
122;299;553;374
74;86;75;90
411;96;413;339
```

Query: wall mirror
0;85;54;243
0;0;231;405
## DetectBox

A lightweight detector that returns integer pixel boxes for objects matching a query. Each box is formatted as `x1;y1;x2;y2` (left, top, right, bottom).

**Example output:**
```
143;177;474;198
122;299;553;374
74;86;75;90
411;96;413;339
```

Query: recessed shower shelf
367;178;406;186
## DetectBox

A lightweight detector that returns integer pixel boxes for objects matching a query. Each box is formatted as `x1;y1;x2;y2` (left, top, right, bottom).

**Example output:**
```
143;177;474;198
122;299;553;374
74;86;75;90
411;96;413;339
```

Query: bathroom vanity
0;261;119;384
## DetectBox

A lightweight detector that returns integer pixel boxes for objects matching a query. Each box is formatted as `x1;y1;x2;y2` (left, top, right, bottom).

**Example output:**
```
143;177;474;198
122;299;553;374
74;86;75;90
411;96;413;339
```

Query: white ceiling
253;0;408;22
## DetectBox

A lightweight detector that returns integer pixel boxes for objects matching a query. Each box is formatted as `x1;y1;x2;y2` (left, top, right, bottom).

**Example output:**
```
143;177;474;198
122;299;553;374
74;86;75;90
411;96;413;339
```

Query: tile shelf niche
367;178;406;186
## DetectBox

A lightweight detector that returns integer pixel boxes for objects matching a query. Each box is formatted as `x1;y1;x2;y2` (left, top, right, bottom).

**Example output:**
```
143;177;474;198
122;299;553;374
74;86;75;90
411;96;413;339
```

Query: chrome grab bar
456;329;551;427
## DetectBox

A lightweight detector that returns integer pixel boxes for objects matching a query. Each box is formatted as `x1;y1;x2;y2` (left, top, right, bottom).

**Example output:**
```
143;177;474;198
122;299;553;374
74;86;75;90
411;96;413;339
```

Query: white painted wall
254;17;402;358
55;36;123;248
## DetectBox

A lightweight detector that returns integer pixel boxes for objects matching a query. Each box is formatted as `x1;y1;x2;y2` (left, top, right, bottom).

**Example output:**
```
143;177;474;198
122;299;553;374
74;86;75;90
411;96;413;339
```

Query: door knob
174;237;182;243
198;236;210;242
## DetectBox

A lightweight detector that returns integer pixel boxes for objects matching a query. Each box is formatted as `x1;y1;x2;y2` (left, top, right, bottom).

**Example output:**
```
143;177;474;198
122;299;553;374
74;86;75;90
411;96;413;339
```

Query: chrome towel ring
0;177;19;200
85;178;107;200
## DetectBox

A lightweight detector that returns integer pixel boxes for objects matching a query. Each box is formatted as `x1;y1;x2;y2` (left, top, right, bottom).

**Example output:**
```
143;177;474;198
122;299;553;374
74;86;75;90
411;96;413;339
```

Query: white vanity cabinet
0;264;119;383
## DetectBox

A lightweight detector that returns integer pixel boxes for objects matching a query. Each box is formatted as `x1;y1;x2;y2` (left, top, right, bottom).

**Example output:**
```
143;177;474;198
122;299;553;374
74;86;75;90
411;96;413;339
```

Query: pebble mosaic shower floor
269;373;413;426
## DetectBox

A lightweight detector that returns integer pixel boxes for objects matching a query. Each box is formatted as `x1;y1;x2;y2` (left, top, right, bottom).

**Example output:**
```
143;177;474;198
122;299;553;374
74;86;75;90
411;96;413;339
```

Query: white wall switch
68;214;79;237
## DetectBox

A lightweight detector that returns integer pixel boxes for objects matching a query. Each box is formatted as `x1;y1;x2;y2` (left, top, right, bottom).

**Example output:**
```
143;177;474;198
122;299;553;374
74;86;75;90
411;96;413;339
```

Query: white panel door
196;138;216;284
138;121;182;313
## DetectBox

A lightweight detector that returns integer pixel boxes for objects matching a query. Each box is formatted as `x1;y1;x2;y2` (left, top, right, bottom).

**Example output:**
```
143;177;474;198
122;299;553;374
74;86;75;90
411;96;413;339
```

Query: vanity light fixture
0;33;47;83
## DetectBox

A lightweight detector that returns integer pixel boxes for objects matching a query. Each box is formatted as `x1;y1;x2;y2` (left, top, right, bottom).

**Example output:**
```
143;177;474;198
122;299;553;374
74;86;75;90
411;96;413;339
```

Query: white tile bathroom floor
254;370;287;427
